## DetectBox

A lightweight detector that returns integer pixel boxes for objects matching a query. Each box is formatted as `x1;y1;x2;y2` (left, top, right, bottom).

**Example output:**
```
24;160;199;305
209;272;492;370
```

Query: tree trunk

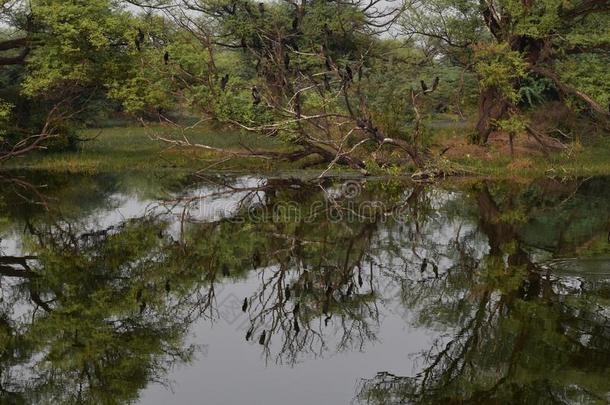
474;86;510;145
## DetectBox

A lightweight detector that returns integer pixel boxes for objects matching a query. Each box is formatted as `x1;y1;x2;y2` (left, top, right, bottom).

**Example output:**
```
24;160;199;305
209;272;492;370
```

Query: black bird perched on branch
346;282;354;297
135;28;144;51
432;76;440;91
164;51;169;65
321;45;332;71
284;52;290;70
323;74;331;91
258;330;266;345
420;80;428;93
322;300;329;314
285;286;291;301
258;2;265;14
242;297;248;312
295;92;301;118
220;73;229;91
345;64;353;82
323;23;332;37
420;258;428;274
252;85;261;105
292;15;299;31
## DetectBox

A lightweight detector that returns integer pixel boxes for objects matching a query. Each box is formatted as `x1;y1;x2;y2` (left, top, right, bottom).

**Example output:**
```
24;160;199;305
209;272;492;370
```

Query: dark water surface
0;171;609;404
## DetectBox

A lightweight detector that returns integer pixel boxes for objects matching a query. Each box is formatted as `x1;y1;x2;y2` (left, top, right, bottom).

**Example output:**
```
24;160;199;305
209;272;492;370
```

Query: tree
401;0;610;144
0;0;167;160
144;0;445;172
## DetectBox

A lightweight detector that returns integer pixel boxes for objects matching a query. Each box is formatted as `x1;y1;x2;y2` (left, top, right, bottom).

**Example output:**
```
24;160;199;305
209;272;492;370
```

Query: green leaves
474;43;527;103
23;0;134;96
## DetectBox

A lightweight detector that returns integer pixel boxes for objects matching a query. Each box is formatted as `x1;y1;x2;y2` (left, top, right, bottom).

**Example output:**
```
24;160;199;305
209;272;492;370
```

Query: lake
0;171;609;404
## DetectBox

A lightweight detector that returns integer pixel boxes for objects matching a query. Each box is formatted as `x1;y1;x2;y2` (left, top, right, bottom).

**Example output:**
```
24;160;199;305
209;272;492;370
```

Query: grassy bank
3;124;610;179
2;125;294;174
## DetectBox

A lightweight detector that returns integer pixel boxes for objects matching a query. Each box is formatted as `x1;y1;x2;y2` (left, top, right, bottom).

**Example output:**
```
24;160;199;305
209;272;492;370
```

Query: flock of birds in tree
133;0;441;110
134;27;170;65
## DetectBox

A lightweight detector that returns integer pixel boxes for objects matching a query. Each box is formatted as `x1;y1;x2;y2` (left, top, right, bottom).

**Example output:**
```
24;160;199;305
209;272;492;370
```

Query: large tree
401;0;610;144
0;0;164;159
139;0;444;171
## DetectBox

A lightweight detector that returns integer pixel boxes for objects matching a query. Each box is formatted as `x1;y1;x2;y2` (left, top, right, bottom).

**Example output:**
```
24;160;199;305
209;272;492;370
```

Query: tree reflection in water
357;179;610;404
0;173;608;404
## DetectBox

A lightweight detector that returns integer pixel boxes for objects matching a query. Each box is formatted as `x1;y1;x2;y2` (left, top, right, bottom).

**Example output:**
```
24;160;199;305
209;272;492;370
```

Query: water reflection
0;172;608;404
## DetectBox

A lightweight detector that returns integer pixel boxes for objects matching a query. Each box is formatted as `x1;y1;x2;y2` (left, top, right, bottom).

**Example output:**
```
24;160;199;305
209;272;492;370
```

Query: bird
258;2;265;14
285;286;291;301
220;73;229;91
242;297;248;312
295;93;301;118
222;264;230;276
292;15;299;31
294;318;300;334
432;76;440;91
135;28;144;51
323;23;332;37
345;64;353;82
324;55;332;71
346;282;354;297
432;262;439;278
323;74;331;91
165;280;171;294
284;52;290;70
245;326;253;341
420;80;428;93
293;302;300;315
258;330;266;345
139;301;146;314
420;258;428;274
252;86;261;105
164;51;169;65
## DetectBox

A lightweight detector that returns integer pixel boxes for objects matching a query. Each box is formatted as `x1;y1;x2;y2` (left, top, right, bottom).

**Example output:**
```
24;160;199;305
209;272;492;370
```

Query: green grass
3;124;294;173
3;123;609;179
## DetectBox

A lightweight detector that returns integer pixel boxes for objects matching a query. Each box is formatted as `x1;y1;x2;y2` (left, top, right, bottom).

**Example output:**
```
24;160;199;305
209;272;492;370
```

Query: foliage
474;43;527;103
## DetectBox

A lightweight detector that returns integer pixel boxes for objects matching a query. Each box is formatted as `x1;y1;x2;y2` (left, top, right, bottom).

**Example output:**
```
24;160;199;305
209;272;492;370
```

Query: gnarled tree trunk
474;86;510;145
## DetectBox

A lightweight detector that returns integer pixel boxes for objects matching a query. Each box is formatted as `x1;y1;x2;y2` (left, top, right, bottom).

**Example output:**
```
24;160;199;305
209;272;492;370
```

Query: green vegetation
0;0;608;175
2;124;296;173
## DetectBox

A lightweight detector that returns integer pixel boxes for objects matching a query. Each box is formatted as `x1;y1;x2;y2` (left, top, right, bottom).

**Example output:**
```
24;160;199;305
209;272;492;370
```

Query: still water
0;171;609;404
